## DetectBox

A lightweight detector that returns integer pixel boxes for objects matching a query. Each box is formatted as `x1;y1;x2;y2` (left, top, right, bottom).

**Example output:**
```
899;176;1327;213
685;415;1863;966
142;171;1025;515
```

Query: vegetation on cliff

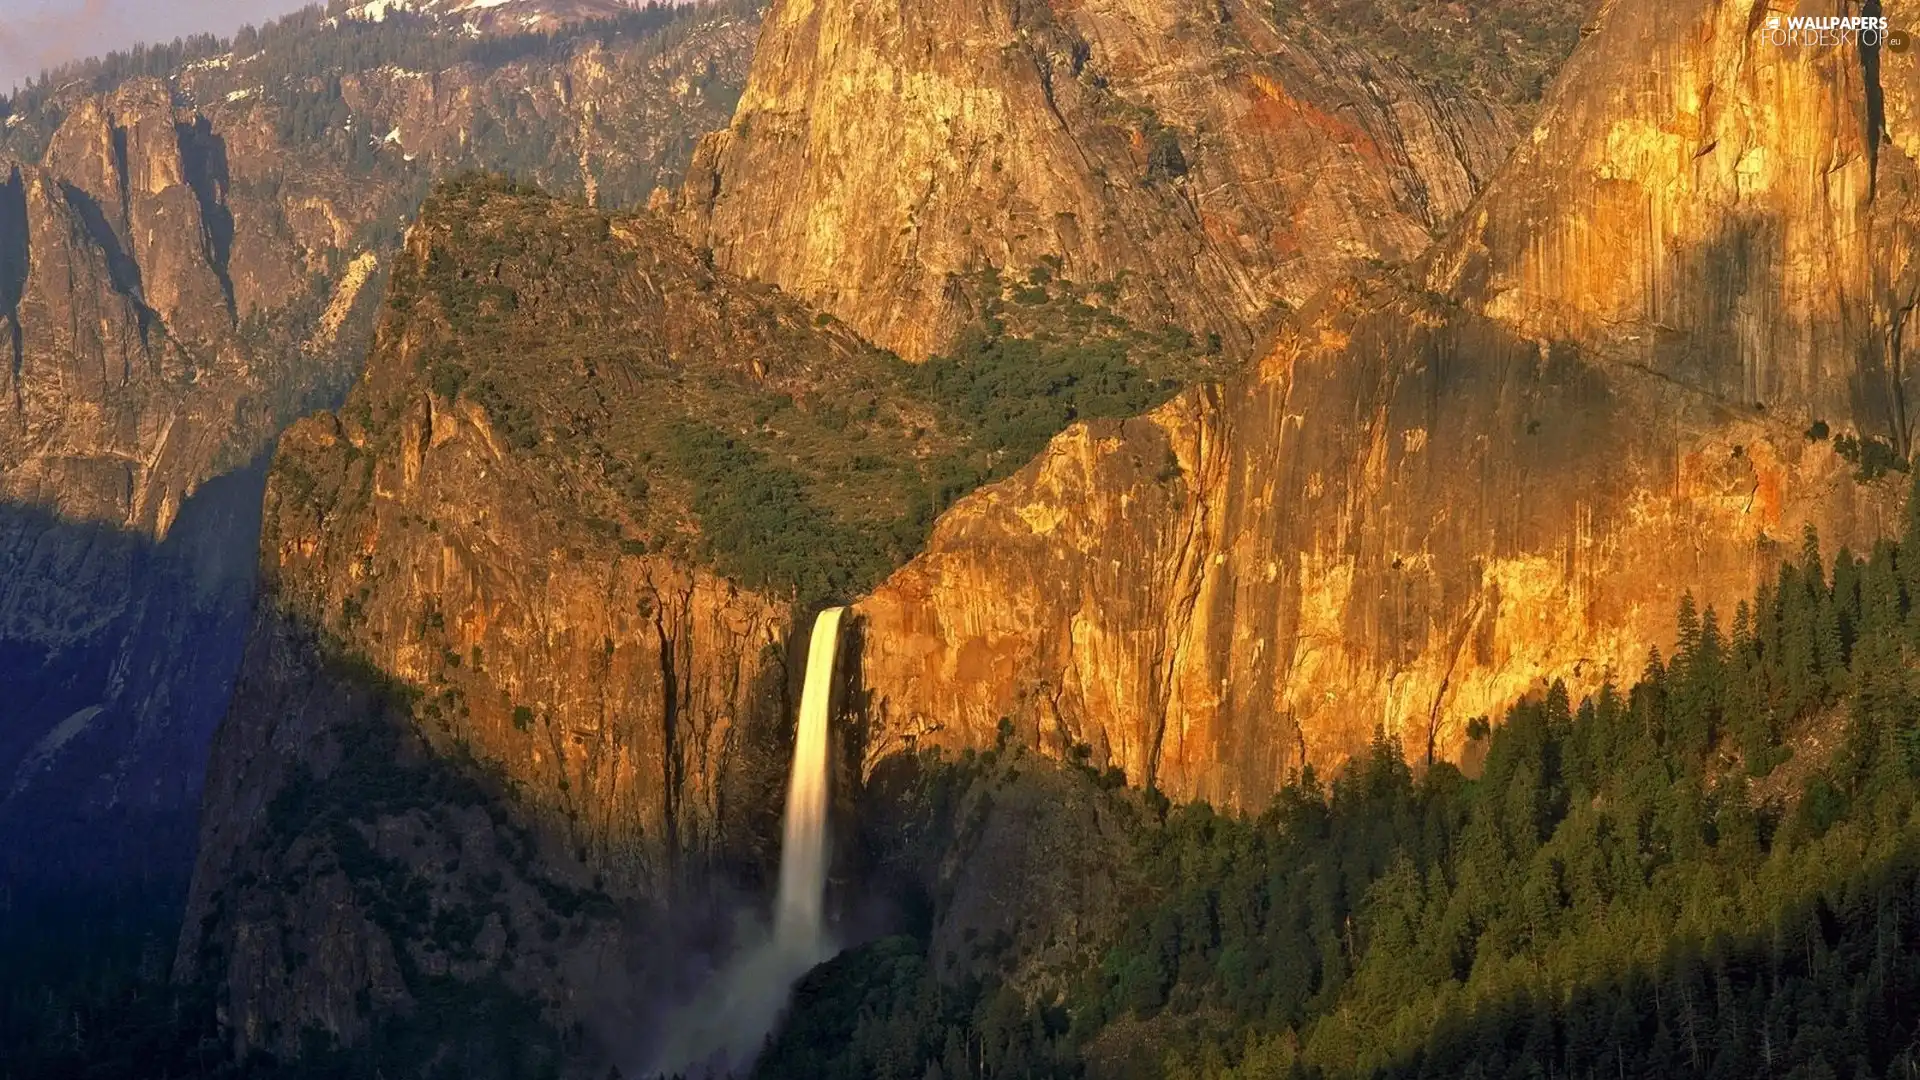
374;177;1218;606
1275;0;1588;108
1;0;752;117
2;0;761;210
906;265;1225;487
369;174;945;602
757;473;1920;1080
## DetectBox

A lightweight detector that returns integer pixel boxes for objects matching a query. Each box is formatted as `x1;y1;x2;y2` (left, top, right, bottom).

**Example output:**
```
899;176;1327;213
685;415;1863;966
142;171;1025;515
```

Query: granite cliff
171;179;972;1069
851;0;1920;809
0;79;377;887
677;0;1532;360
142;0;1671;1065
172;0;1920;1071
0;1;759;892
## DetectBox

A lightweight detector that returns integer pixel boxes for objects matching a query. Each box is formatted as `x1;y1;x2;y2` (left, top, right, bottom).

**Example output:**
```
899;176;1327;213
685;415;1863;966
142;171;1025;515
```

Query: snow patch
344;0;417;22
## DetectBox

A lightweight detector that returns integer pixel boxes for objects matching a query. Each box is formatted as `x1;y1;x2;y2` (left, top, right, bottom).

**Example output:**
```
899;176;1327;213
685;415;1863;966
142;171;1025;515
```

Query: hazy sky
0;0;318;90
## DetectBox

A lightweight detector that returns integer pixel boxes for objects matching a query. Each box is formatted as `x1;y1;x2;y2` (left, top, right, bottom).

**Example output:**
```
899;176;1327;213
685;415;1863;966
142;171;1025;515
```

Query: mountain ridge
51;0;1917;1074
846;0;1920;806
0;0;761;899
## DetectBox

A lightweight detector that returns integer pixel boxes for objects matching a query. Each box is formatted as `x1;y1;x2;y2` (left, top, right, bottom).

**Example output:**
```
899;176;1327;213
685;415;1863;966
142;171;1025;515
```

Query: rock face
679;0;1518;360
0;6;760;892
12;82;249;532
0;81;373;888
851;0;1920;808
175;183;944;1068
167;0;1920;1066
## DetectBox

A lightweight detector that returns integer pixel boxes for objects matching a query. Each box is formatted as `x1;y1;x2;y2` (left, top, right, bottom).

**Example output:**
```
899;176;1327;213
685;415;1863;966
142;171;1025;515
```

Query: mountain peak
679;0;1527;361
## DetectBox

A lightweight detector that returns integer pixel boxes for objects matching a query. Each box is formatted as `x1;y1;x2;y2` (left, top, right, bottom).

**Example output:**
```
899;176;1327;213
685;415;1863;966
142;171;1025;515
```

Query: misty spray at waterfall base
644;608;845;1077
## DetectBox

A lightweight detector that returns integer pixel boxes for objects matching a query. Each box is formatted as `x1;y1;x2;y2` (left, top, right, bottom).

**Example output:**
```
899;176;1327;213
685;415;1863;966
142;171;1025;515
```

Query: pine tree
1675;591;1702;675
1681;604;1726;755
1900;466;1920;605
1860;540;1903;641
1802;522;1826;594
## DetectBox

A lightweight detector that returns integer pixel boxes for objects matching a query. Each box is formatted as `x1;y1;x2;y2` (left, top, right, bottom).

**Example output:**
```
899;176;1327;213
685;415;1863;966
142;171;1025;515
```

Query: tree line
754;471;1920;1080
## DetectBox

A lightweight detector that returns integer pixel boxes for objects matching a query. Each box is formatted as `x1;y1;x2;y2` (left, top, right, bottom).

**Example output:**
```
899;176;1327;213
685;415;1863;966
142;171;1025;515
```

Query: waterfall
641;606;845;1077
775;605;842;956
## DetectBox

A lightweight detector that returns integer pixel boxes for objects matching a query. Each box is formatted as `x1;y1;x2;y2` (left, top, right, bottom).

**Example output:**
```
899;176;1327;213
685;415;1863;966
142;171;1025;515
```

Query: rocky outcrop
679;0;1518;360
5;81;301;537
851;0;1920;808
0;81;375;887
319;10;760;210
0;4;761;894
176;183;944;1067
40;81;235;347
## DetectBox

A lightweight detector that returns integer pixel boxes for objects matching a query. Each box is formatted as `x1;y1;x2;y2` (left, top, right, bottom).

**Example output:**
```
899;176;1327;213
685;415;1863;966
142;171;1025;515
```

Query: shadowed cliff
177;178;947;1070
0;0;765;910
0;461;266;891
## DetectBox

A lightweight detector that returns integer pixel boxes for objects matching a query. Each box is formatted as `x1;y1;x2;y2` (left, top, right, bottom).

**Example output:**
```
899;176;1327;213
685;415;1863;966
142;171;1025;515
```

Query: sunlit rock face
1429;0;1920;424
9;80;291;538
174;190;913;1065
852;0;1920;807
167;2;1565;1064
679;0;1517;360
0;7;761;889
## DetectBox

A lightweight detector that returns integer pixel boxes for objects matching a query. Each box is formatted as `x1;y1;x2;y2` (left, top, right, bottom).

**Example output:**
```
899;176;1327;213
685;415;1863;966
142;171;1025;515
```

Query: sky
0;0;317;91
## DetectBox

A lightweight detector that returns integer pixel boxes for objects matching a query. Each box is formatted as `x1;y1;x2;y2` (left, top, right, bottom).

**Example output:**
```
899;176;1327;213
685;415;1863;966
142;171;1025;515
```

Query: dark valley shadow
0;460;272;1079
0;453;269;895
166;589;863;1080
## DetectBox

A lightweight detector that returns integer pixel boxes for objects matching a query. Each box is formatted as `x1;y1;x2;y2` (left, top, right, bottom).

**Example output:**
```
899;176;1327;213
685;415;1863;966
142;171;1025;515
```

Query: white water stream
774;605;842;955
645;606;844;1076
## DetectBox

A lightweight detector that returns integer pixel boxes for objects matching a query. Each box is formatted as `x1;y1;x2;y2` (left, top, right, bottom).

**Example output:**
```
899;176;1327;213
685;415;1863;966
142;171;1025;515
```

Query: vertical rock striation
852;0;1920;807
679;0;1518;360
0;81;368;888
176;186;940;1066
0;3;763;893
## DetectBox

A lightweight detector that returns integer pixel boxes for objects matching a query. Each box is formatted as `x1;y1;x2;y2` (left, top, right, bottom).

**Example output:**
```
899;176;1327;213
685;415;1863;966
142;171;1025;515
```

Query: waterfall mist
642;607;844;1077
